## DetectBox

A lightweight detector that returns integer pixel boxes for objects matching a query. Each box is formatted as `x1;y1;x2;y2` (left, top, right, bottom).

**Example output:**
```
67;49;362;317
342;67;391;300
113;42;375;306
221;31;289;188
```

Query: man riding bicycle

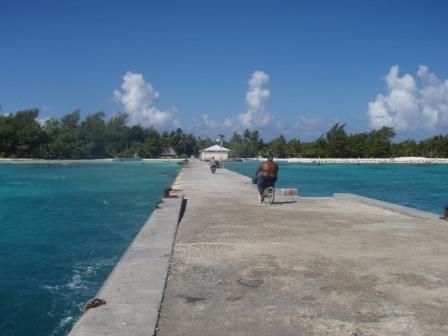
255;155;279;203
209;156;218;173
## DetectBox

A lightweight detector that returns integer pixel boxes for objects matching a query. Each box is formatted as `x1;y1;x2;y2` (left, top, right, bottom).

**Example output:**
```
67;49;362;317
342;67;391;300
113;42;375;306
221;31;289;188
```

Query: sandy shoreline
2;157;448;164
249;156;448;164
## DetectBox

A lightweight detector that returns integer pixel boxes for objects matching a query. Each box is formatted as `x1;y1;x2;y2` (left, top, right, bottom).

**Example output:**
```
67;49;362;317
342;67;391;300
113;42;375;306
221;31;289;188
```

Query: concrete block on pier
277;188;298;196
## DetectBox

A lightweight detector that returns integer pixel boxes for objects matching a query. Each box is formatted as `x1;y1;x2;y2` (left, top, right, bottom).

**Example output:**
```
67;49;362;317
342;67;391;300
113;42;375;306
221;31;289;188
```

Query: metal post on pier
217;134;224;168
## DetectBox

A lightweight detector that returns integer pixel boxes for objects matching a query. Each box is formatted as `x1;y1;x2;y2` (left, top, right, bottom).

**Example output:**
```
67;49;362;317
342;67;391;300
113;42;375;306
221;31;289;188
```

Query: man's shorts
257;176;276;192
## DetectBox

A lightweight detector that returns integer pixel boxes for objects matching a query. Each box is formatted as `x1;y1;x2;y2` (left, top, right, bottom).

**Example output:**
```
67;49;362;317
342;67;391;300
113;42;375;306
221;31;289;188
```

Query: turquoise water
2;161;447;335
226;161;448;215
0;162;179;336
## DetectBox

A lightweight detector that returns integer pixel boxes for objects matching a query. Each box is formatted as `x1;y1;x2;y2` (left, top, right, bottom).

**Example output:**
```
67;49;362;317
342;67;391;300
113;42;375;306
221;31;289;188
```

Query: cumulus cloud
368;65;448;133
200;114;235;130
194;70;275;134
200;114;220;129
418;65;448;130
196;71;272;132
238;70;272;128
114;72;179;128
36;117;51;126
291;116;332;139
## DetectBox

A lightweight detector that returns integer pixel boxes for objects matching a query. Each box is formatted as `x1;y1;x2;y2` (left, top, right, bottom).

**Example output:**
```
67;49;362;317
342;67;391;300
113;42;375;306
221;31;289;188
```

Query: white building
200;144;230;161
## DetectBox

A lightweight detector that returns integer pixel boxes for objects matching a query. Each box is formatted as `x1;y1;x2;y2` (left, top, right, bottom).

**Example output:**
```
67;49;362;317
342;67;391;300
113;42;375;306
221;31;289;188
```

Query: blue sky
1;0;448;140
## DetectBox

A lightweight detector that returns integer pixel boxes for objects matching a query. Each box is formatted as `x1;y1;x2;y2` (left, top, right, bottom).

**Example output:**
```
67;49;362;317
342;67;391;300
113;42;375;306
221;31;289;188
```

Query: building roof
200;144;231;152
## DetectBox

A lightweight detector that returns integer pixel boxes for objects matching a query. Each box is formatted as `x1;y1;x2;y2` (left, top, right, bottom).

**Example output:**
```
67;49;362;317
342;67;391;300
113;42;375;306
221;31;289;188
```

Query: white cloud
36;117;51;126
201;114;220;129
291;116;332;139
368;65;448;133
195;70;274;134
223;117;234;128
198;114;235;131
238;70;272;128
418;65;448;130
114;72;179;128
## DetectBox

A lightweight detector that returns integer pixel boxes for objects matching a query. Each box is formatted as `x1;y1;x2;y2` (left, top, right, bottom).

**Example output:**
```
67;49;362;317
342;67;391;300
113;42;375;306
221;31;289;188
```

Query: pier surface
156;161;448;336
69;160;448;336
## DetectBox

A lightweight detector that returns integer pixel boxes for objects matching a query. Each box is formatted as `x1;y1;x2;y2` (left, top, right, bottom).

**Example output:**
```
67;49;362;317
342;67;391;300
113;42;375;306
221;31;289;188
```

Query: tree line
1;109;448;159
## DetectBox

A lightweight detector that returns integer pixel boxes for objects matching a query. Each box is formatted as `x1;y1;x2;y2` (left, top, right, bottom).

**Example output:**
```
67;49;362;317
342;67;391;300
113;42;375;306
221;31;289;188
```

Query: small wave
42;284;62;292
50;315;75;336
84;265;95;274
75;258;115;273
66;273;87;290
64;258;116;291
58;316;73;328
103;200;110;206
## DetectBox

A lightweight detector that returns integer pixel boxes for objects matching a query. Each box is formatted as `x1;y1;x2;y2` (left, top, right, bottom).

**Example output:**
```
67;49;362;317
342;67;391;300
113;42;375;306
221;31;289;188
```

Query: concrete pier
69;197;184;336
71;160;448;335
157;161;448;336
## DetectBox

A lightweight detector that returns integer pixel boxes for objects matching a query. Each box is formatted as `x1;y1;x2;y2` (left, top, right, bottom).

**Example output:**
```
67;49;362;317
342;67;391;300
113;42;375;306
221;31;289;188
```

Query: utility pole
217;134;224;167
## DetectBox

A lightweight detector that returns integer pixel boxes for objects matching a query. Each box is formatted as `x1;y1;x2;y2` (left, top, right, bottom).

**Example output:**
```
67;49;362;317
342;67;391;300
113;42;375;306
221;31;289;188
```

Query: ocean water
2;161;447;335
225;161;448;215
0;162;179;336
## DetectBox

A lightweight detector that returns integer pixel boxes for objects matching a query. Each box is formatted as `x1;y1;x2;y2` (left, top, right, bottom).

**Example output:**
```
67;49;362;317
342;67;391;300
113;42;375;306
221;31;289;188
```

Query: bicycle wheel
265;187;275;205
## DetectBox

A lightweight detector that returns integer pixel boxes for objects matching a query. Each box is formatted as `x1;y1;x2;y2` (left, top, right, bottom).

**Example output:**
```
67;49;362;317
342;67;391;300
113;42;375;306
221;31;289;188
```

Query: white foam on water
66;274;87;290
58;316;73;328
50;314;75;336
64;258;117;292
42;284;62;292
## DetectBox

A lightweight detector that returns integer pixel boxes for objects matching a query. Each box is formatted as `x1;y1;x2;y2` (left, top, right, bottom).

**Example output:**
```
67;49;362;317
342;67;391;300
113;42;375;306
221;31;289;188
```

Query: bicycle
263;186;275;205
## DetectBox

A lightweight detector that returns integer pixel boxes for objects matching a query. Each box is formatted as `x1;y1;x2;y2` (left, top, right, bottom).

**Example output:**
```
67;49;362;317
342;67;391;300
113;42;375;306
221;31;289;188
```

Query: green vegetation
1;109;448;159
0;109;208;159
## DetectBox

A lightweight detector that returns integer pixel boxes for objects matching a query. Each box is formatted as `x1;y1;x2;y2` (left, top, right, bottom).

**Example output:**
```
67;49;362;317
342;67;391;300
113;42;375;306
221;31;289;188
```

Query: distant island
1;109;447;160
